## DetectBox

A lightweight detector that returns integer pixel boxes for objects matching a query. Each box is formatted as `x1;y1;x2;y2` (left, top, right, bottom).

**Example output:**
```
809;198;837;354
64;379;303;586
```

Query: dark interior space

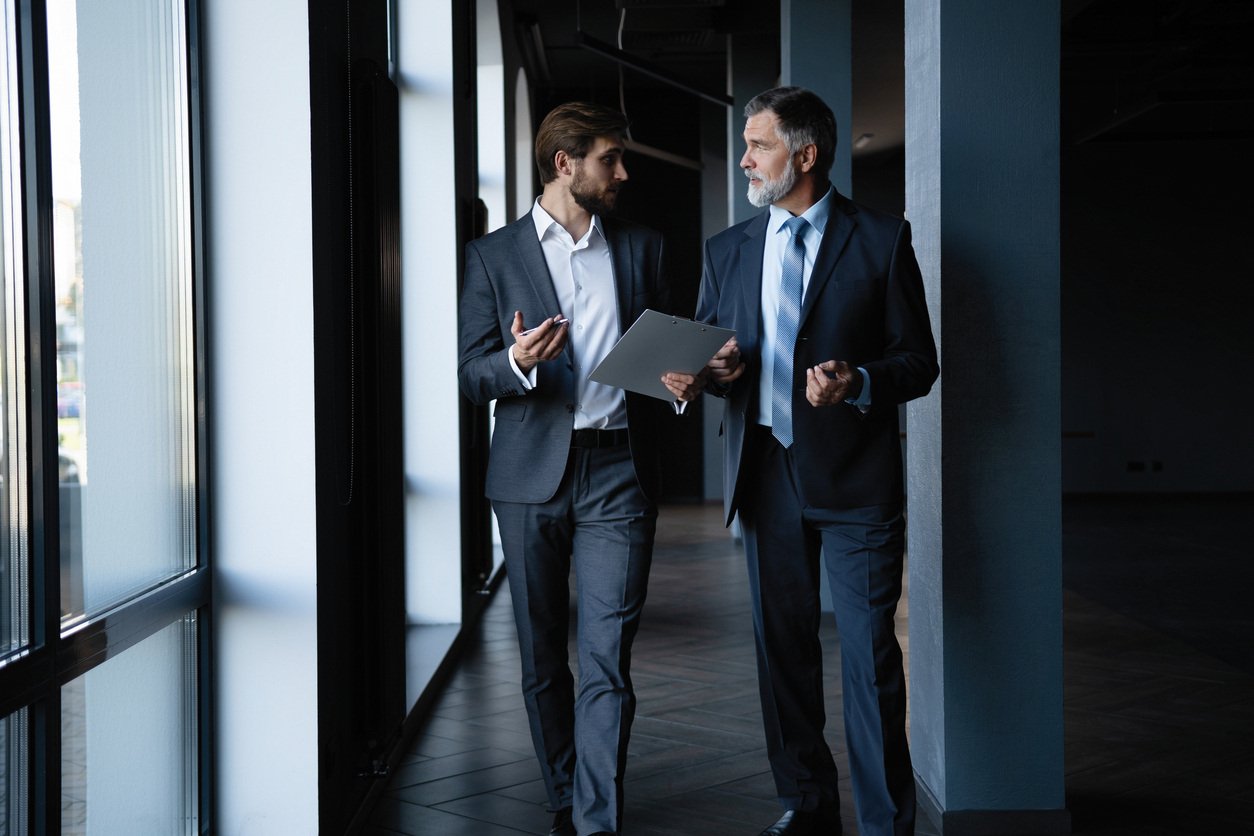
1063;493;1254;676
374;1;1254;831
1061;0;1254;494
1059;3;1254;829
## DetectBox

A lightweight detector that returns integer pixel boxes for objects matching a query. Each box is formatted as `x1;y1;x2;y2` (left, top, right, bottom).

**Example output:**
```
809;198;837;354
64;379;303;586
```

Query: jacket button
566;404;575;413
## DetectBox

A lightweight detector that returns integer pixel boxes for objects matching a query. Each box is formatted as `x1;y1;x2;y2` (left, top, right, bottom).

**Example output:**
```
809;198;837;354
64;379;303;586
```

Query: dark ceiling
506;0;1254;160
509;0;905;160
1062;0;1254;144
510;0;749;102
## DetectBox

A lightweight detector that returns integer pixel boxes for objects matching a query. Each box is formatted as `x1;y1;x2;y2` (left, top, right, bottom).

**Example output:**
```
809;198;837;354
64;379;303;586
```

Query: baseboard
917;775;1072;835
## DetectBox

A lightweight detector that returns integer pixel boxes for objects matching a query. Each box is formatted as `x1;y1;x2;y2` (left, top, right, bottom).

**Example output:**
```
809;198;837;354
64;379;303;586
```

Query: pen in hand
519;317;570;337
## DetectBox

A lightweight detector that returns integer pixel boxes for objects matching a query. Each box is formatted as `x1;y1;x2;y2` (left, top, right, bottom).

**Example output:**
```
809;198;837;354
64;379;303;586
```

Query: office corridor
367;498;1254;835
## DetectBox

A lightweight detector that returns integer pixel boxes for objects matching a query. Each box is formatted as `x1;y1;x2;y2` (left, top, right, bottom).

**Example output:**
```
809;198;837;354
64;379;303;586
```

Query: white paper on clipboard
589;309;735;402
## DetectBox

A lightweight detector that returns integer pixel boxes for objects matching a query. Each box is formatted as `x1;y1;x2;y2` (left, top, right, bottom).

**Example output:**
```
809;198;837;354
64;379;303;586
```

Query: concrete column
781;0;852;197
905;2;1069;833
727;31;777;225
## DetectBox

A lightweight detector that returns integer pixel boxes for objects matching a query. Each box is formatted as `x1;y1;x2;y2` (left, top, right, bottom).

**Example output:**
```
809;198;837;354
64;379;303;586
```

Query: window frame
0;0;211;831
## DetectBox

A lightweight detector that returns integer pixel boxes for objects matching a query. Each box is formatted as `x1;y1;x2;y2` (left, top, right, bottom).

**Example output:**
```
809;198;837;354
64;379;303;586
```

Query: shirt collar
531;197;604;245
768;185;835;237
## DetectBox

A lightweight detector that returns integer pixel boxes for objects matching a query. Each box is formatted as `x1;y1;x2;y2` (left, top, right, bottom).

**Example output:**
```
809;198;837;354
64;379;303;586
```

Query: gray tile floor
367;496;1254;835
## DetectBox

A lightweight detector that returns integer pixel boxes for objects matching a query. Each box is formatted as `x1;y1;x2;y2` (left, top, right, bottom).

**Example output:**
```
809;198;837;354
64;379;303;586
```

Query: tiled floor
366;496;1254;835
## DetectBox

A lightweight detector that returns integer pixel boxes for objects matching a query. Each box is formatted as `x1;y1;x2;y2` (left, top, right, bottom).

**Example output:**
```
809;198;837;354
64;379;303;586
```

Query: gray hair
744;86;837;180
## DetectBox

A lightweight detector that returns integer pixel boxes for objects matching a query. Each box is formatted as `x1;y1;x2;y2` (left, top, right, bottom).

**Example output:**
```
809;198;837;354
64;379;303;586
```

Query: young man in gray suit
457;102;700;836
697;87;939;836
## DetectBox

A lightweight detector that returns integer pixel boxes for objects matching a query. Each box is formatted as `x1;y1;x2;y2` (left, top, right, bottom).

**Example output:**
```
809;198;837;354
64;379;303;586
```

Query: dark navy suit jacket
458;213;672;504
696;192;939;523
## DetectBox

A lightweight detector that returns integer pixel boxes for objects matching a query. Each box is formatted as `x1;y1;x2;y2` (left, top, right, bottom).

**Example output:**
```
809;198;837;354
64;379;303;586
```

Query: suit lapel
799;195;857;328
738;213;769;348
509;216;563;317
605;219;636;333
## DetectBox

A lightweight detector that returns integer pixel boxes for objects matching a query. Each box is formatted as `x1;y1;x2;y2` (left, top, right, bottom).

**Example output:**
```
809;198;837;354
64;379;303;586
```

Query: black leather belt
571;428;629;449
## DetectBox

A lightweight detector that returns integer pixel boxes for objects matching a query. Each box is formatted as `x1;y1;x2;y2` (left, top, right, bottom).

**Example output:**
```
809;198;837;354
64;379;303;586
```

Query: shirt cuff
846;367;871;411
507;345;537;390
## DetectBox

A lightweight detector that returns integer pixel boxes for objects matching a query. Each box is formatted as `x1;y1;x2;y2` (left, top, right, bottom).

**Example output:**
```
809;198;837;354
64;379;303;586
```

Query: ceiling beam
576;32;733;107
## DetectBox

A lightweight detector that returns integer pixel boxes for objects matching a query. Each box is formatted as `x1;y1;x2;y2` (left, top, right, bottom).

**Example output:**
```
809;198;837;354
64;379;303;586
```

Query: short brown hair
534;102;628;184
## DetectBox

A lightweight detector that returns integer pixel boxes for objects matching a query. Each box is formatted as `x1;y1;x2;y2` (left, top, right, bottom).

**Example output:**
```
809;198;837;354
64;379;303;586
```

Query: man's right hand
510;311;569;372
705;336;745;385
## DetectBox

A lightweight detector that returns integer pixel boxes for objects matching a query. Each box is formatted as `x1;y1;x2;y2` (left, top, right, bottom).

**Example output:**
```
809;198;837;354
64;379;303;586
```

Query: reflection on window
1;0;28;658
61;615;197;834
1;708;29;835
46;0;197;625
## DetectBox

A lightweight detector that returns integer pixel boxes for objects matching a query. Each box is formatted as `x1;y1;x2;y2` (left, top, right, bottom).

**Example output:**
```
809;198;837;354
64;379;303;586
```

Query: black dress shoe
549;807;575;836
757;808;838;835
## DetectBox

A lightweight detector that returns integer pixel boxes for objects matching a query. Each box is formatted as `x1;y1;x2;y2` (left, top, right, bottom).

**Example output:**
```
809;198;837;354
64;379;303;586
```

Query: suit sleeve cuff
846;367;871;411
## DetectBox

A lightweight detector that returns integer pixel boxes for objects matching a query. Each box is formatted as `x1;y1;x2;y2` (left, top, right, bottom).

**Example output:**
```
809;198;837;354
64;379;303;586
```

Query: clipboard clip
667;314;709;333
667;314;712;333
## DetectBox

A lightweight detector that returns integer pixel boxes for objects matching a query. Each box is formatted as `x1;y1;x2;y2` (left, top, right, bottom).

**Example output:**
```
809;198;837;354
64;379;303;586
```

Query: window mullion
17;0;57;662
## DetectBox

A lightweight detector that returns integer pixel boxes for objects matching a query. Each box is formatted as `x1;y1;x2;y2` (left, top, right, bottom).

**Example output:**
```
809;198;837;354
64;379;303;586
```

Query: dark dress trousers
457;213;671;835
696;192;938;836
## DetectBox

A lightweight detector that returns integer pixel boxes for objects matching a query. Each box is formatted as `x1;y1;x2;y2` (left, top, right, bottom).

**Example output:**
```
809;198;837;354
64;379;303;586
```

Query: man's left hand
805;360;861;407
661;370;707;402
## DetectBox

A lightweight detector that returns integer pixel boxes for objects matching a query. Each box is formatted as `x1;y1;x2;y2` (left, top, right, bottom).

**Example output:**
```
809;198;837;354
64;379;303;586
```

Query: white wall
205;1;320;833
397;1;462;626
476;0;506;234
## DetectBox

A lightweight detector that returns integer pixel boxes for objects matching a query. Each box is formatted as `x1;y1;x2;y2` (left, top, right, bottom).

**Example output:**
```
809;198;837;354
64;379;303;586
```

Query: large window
0;1;207;832
47;0;197;626
1;0;27;665
60;616;197;833
1;708;28;834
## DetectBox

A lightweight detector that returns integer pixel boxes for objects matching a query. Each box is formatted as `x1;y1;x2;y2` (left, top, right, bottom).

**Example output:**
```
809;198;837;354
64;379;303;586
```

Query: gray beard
746;162;797;207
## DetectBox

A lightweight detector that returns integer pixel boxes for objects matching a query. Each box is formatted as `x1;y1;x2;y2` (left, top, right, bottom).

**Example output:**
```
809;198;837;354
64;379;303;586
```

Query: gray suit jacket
458;213;673;504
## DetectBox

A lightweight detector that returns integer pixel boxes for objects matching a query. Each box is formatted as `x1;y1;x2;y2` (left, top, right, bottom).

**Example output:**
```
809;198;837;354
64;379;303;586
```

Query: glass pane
46;0;197;625
1;0;29;658
61;615;197;835
1;708;29;835
476;0;505;234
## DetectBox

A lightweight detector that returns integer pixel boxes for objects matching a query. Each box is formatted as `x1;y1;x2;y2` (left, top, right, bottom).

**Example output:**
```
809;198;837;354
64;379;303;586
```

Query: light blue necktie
772;216;808;447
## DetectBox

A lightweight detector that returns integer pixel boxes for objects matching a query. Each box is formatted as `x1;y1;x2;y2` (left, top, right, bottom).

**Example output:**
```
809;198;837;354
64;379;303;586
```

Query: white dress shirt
758;188;870;427
508;199;627;431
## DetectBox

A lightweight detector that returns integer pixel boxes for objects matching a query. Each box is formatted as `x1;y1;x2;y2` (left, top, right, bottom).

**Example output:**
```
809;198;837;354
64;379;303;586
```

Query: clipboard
589;309;735;402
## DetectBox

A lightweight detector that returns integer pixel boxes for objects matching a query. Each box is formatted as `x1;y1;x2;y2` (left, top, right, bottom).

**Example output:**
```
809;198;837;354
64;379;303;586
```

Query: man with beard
458;102;698;836
694;87;938;835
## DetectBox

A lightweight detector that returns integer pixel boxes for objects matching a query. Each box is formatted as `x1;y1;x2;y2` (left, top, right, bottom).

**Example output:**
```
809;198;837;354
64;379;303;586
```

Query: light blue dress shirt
758;187;871;428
